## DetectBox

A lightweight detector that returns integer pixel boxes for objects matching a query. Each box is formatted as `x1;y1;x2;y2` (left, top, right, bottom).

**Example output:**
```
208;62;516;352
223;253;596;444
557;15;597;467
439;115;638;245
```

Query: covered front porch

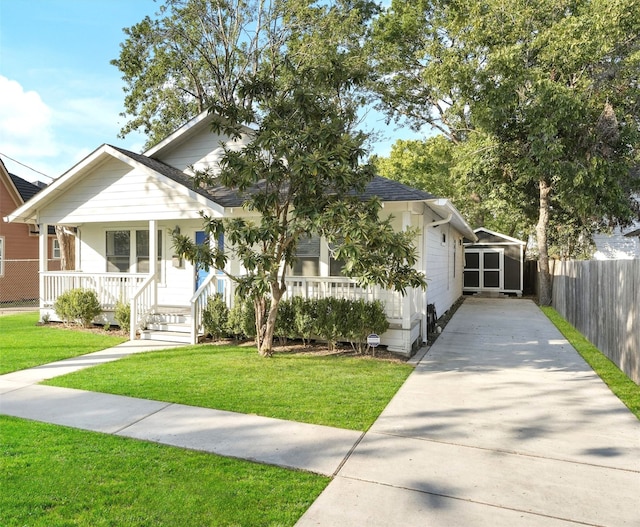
40;269;424;354
35;213;427;354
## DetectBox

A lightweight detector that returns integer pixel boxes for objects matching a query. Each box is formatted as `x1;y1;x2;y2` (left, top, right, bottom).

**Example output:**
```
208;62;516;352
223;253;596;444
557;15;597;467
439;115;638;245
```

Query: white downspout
425;212;453;229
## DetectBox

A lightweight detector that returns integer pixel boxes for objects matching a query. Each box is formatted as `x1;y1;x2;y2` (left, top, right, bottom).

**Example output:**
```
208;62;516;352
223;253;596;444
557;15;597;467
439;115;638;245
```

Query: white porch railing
42;272;148;310
283;277;407;321
130;273;157;340
190;273;234;344
42;272;421;342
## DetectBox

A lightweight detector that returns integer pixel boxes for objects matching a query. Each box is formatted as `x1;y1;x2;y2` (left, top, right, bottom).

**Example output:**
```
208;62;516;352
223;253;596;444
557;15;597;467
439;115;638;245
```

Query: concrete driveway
297;298;640;526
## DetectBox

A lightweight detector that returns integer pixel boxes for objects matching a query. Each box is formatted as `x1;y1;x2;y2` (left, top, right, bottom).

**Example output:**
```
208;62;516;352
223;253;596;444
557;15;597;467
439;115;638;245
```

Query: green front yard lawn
45;344;413;431
0;312;127;374
2;313;412;526
0;415;328;527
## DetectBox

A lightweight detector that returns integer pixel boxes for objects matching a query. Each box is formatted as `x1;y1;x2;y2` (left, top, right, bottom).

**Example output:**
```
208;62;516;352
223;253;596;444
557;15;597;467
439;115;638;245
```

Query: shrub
314;298;350;351
292;297;316;346
345;299;390;354
54;288;102;327
227;295;256;339
202;294;229;340
114;300;130;333
274;299;296;343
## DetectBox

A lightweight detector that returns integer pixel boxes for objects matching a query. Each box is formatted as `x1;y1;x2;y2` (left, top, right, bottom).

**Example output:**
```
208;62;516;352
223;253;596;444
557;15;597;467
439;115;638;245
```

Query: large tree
112;0;280;147
373;136;532;239
171;0;426;356
371;0;640;304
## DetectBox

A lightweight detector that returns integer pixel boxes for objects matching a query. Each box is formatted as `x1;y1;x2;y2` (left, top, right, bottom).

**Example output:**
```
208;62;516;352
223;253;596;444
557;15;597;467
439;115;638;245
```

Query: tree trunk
54;226;75;271
258;282;285;357
536;179;552;306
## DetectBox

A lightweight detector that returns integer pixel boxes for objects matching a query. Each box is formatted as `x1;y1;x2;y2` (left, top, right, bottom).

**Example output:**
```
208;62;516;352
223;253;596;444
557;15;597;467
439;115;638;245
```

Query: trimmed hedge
203;294;389;353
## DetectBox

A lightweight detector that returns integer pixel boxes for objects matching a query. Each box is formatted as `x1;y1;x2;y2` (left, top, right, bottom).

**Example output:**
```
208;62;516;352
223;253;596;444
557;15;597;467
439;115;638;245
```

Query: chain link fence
0;259;53;307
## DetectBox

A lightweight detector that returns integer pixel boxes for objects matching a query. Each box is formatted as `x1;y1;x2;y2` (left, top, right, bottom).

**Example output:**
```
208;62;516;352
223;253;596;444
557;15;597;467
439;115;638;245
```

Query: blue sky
0;0;422;184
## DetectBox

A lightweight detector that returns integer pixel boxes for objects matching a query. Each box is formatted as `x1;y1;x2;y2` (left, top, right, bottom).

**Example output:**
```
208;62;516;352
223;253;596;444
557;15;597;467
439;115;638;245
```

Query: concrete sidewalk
0;339;362;477
296;298;640;526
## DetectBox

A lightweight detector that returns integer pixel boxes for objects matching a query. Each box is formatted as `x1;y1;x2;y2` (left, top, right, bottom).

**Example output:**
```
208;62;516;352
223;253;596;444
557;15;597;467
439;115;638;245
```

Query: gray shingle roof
9;173;42;202
110;146;438;208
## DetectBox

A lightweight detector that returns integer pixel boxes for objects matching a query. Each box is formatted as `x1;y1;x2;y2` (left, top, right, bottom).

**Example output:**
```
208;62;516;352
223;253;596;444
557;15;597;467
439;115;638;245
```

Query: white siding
38;157;217;224
154;126;251;174
425;215;464;319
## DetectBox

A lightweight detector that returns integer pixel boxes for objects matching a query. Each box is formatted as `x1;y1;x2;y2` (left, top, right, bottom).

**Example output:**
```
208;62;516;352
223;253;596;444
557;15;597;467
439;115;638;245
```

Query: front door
195;231;209;291
194;231;225;293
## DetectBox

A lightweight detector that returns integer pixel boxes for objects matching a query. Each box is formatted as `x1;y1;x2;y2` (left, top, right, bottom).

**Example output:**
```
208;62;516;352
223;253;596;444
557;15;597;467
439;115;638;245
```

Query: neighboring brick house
0;159;58;304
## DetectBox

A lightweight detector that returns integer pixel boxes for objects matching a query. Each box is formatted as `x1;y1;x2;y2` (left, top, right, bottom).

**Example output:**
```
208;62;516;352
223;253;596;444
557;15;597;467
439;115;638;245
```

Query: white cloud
0;75;144;181
0;76;57;159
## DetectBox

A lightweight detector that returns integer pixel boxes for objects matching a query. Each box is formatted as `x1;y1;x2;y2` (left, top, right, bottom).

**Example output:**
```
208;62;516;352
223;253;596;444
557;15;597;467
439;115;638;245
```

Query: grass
45;344;413;431
0;415;328;527
541;306;640;420
0;312;127;374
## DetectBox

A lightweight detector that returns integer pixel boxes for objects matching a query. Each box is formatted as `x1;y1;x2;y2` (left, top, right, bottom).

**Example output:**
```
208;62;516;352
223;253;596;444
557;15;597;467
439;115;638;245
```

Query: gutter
426;211;453;228
425;198;477;242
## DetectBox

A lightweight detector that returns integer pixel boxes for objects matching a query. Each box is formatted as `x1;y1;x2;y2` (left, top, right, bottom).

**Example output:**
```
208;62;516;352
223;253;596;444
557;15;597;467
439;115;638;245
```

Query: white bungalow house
5;111;476;355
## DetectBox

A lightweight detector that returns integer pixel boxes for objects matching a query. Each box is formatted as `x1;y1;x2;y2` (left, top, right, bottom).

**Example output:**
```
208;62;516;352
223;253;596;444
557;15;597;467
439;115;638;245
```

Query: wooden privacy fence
552;259;640;385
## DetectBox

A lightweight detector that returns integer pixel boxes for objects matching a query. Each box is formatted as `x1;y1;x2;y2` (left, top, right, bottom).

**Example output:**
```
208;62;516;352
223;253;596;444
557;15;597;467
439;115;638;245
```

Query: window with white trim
292;235;320;276
106;230;162;273
52;239;61;259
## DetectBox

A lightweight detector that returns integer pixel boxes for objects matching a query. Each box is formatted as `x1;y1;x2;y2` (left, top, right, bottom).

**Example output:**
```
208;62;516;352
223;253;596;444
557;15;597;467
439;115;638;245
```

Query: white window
52;239;61;259
292;235;320;276
106;230;131;272
0;237;4;276
106;230;162;273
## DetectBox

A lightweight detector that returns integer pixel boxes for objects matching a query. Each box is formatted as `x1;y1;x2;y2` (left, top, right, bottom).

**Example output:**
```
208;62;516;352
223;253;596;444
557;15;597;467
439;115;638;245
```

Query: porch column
149;220;158;310
38;223;48;317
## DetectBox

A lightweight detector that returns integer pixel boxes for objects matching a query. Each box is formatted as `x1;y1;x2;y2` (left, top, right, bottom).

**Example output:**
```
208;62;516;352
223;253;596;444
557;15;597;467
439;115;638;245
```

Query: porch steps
140;329;193;344
139;306;200;344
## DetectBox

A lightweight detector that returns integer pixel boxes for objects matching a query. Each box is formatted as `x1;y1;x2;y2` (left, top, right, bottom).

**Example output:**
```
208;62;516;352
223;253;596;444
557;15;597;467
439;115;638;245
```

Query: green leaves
371;0;640;266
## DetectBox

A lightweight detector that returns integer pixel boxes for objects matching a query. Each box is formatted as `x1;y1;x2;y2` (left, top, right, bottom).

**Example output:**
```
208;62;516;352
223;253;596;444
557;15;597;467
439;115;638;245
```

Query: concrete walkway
296;298;640;526
1;299;639;525
0;339;361;477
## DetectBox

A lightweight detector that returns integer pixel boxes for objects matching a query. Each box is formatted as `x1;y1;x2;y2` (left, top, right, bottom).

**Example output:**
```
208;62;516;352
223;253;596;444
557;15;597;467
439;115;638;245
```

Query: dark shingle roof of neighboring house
9;173;43;202
111;146;439;208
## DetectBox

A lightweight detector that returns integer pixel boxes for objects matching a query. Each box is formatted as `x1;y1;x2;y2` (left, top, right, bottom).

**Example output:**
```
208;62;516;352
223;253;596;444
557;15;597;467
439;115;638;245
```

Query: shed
463;228;525;296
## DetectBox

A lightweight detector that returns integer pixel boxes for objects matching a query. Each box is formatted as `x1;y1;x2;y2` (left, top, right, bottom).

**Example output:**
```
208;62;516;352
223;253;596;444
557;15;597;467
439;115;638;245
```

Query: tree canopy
371;0;640;303
170;0;426;356
372;136;532;240
112;0;278;147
